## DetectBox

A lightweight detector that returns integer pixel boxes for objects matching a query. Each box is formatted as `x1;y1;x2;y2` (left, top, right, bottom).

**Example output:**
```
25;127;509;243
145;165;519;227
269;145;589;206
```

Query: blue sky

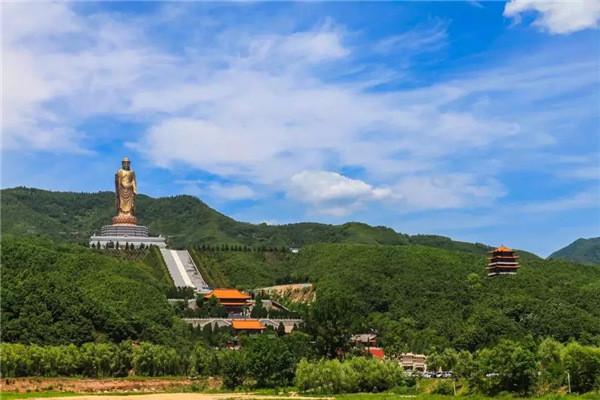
2;1;599;257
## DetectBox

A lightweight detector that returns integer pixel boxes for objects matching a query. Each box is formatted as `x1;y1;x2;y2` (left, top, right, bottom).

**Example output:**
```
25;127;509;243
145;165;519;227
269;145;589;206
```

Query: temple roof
232;319;266;330
486;264;520;269
489;245;514;253
204;289;251;300
487;255;519;259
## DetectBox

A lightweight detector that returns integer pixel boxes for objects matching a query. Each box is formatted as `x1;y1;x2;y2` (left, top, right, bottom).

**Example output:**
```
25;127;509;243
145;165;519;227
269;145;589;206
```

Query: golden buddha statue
112;157;138;225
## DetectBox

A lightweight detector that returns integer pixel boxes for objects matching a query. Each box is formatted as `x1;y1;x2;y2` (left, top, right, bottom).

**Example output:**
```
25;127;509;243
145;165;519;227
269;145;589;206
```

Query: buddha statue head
122;157;131;170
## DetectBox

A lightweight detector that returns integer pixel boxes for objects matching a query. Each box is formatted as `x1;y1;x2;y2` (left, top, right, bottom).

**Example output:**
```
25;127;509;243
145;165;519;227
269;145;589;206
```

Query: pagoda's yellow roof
489;245;514;252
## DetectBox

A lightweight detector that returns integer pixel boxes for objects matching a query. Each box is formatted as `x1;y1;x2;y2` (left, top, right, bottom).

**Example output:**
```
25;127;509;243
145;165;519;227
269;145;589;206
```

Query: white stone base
90;235;167;249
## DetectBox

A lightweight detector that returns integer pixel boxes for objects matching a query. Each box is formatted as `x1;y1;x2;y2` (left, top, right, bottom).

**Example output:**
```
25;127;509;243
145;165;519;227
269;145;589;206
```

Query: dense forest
294;243;600;352
197;243;600;351
0;236;187;346
2;235;600;395
3;235;600;353
1;187;539;258
549;237;600;264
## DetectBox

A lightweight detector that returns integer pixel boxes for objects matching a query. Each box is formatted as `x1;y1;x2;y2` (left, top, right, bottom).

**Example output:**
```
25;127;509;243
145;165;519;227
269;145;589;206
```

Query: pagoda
486;245;520;276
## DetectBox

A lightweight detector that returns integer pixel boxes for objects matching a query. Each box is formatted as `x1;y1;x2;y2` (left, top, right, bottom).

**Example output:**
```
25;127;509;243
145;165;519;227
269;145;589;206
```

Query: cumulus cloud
2;2;598;215
288;170;400;216
209;183;257;201
504;0;600;34
2;2;168;153
289;170;397;203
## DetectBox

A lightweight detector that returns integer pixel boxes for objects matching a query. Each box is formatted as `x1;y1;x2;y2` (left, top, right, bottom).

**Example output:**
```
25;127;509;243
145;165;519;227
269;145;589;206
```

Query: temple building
486;245;520;276
231;319;266;335
399;353;427;372
204;289;251;314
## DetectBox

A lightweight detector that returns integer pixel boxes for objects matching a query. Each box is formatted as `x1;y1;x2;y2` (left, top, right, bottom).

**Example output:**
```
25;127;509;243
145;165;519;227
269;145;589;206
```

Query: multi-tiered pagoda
486;245;520;276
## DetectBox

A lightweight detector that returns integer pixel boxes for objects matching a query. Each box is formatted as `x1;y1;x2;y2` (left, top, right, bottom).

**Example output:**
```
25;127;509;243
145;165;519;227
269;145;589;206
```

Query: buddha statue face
122;158;131;170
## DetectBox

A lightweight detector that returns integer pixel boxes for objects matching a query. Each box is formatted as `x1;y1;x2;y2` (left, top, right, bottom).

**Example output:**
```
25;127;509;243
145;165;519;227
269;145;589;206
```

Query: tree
454;350;475;379
470;339;538;396
220;349;247;389
562;342;600;393
190;344;217;376
246;335;296;387
439;348;459;371
283;331;315;362
204;296;228;318
308;293;354;358
538;338;566;392
202;323;213;343
251;298;268;318
277;322;286;337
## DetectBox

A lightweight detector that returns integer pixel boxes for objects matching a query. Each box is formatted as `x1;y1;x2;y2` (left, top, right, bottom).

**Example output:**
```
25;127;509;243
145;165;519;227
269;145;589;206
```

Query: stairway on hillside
160;249;211;292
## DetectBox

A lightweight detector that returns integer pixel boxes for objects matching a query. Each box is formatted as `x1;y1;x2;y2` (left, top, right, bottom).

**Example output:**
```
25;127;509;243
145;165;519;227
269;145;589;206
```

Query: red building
486;245;520;276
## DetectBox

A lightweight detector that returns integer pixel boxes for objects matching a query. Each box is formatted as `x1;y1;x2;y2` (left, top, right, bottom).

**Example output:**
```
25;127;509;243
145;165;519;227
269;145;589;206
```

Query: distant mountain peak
549;237;600;264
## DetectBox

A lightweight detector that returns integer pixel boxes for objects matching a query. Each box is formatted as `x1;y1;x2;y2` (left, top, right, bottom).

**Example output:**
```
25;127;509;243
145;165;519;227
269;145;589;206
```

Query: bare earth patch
0;377;219;394
1;379;333;400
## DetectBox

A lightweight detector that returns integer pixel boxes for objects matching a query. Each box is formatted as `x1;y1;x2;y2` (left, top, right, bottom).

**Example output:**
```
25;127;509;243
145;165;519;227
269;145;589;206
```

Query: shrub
220;349;247;389
295;357;405;394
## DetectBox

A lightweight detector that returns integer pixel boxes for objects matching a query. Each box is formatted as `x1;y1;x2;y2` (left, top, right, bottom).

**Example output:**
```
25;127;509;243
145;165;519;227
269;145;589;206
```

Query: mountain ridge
549;237;600;264
1;186;540;259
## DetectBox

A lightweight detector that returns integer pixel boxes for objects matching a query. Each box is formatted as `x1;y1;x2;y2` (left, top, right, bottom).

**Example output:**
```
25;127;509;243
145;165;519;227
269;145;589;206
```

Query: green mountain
0;235;184;346
293;243;600;351
549;237;600;264
3;235;599;353
1;187;539;258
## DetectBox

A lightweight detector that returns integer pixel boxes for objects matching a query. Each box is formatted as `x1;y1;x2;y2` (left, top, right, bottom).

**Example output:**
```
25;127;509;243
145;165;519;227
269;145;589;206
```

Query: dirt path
27;394;333;400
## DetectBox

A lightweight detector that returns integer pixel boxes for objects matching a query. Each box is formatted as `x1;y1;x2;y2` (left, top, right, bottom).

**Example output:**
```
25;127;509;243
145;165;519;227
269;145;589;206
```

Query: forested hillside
0;236;187;346
173;243;600;352
292;243;600;352
549;237;600;264
1;187;539;258
2;234;600;358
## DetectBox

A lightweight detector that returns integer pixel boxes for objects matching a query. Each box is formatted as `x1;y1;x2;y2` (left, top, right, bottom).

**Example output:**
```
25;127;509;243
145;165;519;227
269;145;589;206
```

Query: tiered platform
101;224;148;237
90;224;166;249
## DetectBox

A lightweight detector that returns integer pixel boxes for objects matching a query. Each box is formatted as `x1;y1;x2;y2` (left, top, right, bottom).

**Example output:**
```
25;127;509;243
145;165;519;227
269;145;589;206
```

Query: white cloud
2;3;171;153
288;170;400;216
209;183;257;200
289;170;397;203
374;19;448;55
504;0;600;34
2;2;598;218
521;190;599;213
394;175;506;210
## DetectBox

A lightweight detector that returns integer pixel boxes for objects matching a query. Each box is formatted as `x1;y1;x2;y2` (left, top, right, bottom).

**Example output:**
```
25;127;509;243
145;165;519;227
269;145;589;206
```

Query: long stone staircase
160;249;211;292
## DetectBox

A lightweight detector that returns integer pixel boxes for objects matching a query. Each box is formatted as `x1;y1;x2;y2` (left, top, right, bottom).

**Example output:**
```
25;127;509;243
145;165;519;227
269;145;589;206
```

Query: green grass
336;394;600;400
2;390;599;400
0;392;81;400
